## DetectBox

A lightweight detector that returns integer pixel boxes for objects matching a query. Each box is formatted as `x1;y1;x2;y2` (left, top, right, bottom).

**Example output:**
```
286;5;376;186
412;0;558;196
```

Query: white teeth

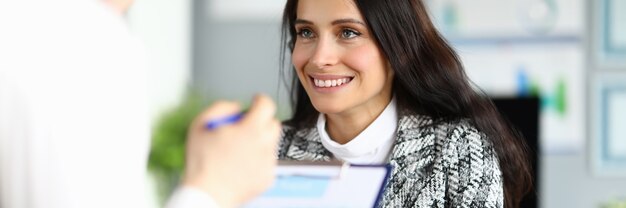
313;78;351;88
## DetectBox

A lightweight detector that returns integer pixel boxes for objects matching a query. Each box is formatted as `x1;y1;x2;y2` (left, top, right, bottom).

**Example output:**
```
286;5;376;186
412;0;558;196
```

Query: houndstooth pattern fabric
278;114;504;208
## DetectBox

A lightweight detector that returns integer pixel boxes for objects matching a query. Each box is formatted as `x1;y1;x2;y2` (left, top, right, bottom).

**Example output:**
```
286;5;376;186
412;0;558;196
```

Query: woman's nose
309;38;339;70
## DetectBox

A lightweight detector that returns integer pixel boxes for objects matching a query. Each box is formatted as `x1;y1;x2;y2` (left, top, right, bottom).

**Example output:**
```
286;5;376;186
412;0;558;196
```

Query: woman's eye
297;29;315;39
340;29;360;39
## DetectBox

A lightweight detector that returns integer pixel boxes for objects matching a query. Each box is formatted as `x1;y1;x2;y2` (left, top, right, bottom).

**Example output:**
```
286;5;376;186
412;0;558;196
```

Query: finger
266;120;281;151
192;100;241;130
267;120;281;143
240;94;276;126
258;119;281;152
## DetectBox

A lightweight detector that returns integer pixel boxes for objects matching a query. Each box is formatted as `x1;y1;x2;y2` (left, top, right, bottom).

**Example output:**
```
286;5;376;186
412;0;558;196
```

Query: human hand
182;94;281;208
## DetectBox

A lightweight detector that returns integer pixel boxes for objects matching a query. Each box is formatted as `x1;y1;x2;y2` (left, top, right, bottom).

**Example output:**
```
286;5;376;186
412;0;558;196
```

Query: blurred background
126;0;626;207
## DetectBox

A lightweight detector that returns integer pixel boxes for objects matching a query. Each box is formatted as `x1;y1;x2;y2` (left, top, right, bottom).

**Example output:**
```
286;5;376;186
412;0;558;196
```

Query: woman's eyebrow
294;18;366;26
294;19;313;25
331;18;366;26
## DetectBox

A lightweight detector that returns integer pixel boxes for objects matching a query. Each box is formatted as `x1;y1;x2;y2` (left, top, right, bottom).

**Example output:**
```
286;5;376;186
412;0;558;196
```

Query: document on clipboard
244;160;392;208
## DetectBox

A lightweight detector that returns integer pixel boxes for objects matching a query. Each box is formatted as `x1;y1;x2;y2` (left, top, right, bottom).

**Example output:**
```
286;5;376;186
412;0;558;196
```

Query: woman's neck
324;99;392;144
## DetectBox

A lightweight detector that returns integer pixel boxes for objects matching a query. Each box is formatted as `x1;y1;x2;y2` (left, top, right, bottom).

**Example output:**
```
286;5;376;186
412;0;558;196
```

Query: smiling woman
290;0;394;144
277;0;532;207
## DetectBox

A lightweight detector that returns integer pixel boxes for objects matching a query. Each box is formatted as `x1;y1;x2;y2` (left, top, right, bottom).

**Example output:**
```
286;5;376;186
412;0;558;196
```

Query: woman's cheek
343;45;382;73
291;46;309;72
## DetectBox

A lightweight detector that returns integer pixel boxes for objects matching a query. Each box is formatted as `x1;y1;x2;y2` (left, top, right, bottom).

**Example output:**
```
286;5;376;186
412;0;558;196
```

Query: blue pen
205;112;245;130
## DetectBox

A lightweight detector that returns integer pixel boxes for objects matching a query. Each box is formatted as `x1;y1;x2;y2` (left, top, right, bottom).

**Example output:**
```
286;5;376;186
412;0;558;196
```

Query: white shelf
446;34;581;46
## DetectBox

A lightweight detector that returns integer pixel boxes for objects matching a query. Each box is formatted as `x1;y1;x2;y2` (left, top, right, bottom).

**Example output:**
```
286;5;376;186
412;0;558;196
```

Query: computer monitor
492;97;540;208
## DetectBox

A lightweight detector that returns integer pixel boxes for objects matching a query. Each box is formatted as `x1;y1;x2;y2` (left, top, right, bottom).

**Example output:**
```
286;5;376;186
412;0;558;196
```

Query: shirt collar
317;96;397;163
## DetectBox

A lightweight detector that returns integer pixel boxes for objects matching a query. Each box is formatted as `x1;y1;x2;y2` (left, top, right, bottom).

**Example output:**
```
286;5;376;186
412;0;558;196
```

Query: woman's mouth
311;76;354;88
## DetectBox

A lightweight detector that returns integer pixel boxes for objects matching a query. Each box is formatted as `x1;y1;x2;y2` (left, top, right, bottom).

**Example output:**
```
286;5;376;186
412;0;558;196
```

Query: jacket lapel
284;127;333;161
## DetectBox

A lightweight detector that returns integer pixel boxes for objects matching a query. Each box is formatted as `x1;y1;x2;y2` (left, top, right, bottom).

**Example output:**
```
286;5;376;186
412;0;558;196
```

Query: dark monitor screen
492;97;540;208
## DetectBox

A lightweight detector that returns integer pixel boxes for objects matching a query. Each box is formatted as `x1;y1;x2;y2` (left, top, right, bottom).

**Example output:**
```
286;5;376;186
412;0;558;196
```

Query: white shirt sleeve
166;187;220;208
0;1;152;208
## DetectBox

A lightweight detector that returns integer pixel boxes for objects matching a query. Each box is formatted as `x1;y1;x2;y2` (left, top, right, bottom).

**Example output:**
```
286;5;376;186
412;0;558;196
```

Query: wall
192;0;291;119
543;155;626;207
127;0;192;121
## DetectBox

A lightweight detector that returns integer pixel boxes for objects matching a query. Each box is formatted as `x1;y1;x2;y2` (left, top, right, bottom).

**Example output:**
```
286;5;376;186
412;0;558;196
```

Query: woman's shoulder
397;113;494;153
386;114;503;207
281;123;316;140
278;122;331;161
443;119;487;145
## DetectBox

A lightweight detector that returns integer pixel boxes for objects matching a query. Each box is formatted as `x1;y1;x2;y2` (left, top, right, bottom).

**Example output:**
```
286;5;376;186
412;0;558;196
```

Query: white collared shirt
317;97;398;165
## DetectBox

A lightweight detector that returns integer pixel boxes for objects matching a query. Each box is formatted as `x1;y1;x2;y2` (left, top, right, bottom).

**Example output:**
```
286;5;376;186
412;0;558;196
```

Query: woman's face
292;0;394;117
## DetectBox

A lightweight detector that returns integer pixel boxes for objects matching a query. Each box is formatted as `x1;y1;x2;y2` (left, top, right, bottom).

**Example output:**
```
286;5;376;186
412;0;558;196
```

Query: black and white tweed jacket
278;113;504;208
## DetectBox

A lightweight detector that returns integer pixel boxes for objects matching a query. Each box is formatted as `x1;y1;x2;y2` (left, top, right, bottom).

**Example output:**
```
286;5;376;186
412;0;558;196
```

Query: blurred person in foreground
0;0;280;208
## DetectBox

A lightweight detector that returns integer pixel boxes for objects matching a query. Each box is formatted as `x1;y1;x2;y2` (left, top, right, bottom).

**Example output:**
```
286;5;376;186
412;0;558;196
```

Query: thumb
240;94;276;127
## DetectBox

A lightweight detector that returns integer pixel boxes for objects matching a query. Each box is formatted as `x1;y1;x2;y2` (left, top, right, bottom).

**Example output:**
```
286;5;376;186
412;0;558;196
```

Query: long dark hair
279;0;532;207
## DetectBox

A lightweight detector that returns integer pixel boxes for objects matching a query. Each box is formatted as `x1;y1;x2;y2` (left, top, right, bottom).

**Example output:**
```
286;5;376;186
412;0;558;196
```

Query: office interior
128;0;626;207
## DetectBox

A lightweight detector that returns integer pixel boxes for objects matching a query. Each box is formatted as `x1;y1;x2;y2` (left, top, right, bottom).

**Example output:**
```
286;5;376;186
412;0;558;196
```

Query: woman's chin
311;102;346;115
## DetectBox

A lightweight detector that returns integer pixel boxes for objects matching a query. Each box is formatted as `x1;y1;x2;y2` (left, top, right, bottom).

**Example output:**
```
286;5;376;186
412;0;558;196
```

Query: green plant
148;91;207;203
602;198;626;208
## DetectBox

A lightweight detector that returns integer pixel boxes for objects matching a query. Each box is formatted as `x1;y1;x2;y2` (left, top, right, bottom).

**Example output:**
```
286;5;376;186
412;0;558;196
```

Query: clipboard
244;160;392;208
